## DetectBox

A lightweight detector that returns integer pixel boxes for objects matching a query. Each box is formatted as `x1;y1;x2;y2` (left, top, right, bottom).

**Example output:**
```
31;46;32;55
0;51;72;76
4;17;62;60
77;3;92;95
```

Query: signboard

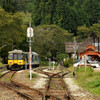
82;55;88;61
27;27;34;37
82;55;87;72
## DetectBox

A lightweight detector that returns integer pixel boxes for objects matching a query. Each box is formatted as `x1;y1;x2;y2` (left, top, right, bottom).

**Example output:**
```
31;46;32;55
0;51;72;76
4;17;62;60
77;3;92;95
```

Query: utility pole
73;37;77;75
74;37;77;60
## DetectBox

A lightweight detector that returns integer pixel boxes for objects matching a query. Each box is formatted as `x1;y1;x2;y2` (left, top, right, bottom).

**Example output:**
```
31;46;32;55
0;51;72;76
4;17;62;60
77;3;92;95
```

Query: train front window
18;54;23;60
14;53;17;60
8;54;13;60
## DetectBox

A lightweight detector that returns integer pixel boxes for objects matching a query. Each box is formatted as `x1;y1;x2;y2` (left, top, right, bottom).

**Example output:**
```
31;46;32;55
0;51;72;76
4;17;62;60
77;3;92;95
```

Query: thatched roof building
65;42;82;53
78;37;93;52
65;31;100;56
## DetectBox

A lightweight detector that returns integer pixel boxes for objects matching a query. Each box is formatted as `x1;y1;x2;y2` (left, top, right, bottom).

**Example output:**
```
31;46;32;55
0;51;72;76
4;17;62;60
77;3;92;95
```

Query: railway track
45;73;73;100
0;67;74;100
34;68;74;100
0;70;44;100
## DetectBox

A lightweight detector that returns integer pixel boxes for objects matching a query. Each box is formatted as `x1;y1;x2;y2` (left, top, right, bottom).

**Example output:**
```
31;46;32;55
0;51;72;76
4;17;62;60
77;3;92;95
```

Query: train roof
32;52;39;55
8;49;24;53
8;50;39;55
27;52;39;55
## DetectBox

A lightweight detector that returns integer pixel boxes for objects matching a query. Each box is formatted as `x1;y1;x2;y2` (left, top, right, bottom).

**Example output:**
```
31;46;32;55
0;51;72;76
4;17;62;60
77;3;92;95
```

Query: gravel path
64;78;95;100
43;69;60;73
14;70;48;89
32;71;48;89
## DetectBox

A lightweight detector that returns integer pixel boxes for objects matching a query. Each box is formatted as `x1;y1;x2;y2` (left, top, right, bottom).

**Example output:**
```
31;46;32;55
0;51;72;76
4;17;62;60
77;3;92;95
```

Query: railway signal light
27;27;34;38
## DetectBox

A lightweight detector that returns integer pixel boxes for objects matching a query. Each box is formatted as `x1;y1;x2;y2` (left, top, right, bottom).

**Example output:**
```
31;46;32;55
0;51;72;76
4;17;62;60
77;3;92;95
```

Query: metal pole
74;37;76;58
25;57;27;70
48;58;51;70
53;61;54;72
29;41;32;80
29;22;32;81
84;56;86;72
73;37;76;73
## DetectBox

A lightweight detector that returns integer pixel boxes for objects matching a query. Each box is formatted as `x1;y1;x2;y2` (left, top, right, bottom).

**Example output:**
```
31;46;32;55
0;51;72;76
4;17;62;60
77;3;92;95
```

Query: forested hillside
32;0;100;33
0;0;100;61
1;0;100;33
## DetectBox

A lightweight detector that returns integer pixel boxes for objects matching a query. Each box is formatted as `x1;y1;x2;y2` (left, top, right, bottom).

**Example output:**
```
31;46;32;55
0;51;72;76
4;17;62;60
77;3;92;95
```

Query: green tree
76;22;100;41
83;0;100;25
11;0;99;35
0;8;27;60
76;25;91;41
1;0;15;13
53;0;66;27
33;25;72;59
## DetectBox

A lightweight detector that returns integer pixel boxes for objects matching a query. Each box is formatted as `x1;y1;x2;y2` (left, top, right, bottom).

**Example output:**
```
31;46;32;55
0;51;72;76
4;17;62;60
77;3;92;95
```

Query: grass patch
87;79;100;88
50;83;56;87
0;62;4;67
68;66;100;99
28;73;37;79
0;73;2;77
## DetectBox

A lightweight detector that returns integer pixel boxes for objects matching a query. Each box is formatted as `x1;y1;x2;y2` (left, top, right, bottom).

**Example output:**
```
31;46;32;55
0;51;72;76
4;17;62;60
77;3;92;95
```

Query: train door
13;53;18;64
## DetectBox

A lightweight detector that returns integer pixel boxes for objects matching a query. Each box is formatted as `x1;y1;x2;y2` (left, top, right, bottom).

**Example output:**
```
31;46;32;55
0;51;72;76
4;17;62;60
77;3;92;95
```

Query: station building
65;31;100;61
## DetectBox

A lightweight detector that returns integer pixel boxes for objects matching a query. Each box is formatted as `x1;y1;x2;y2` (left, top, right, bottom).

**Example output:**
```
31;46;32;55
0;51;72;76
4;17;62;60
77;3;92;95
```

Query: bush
0;73;2;77
40;61;48;66
57;53;68;62
64;58;73;67
0;62;4;67
28;73;37;78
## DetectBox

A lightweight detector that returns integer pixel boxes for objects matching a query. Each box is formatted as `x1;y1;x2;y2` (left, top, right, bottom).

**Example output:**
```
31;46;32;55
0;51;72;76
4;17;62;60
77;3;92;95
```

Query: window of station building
93;43;100;47
8;54;13;60
93;43;100;51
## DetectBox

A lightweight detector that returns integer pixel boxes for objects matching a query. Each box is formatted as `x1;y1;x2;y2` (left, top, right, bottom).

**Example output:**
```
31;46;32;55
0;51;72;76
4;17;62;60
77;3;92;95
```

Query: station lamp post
27;22;34;81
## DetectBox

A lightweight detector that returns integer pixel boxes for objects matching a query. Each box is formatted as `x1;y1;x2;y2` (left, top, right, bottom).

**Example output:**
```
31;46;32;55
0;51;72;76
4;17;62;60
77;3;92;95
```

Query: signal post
27;22;34;81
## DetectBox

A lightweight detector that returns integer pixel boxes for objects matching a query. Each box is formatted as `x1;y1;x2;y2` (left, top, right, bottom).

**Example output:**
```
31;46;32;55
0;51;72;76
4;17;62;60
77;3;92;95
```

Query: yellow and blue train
7;49;39;70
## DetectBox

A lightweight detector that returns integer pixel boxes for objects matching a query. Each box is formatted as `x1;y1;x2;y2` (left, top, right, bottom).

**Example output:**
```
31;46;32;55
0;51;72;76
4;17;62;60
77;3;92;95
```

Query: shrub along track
34;68;74;100
0;64;8;73
0;70;44;100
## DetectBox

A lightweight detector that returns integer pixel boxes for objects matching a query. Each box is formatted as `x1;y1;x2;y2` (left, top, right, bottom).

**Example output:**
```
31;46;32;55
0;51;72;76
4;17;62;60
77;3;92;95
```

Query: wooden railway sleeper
0;82;32;100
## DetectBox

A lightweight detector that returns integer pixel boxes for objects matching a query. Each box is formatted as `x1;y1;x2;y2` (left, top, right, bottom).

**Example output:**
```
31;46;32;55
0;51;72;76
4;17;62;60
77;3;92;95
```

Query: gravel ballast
64;78;95;100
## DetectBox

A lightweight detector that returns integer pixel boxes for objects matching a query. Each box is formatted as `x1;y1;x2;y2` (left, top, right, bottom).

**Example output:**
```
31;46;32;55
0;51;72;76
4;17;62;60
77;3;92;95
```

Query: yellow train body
7;49;39;70
8;60;25;65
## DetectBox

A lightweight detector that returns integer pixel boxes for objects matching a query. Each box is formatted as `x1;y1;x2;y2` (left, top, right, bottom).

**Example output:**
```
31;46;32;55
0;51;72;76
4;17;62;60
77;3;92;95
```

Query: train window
14;53;17;60
8;54;13;60
18;54;23;60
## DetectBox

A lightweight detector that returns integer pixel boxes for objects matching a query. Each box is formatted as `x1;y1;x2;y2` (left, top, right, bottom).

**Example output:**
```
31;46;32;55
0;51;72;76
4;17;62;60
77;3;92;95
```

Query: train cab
7;50;27;70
